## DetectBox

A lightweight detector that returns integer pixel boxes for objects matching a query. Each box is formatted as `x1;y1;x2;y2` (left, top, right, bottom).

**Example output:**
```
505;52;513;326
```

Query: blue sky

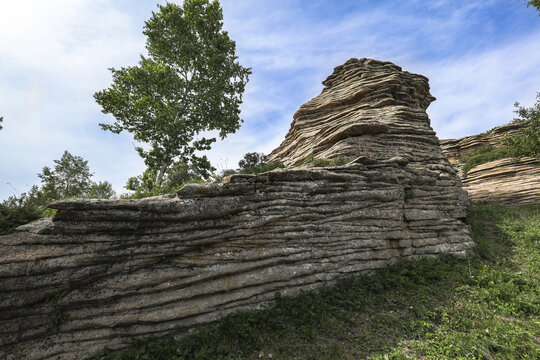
0;0;539;200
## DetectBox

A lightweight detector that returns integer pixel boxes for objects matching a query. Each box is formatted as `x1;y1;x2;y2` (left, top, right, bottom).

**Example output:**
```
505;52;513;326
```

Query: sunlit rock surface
440;123;540;205
0;58;473;359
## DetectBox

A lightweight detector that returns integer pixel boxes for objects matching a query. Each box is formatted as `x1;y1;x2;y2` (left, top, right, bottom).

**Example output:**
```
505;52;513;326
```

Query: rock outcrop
267;58;436;165
440;123;540;205
460;157;540;205
440;123;523;165
0;58;473;360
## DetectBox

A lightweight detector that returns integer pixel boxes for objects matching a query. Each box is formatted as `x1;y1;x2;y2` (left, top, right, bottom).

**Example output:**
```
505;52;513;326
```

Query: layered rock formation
0;58;473;360
461;157;540;205
267;58;436;165
440;123;540;205
440;123;523;165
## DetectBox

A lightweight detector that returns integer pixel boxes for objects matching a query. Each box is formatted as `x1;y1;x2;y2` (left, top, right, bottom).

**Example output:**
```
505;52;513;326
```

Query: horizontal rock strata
0;58;473;359
267;58;437;166
439;123;523;164
460;157;540;205
440;123;540;205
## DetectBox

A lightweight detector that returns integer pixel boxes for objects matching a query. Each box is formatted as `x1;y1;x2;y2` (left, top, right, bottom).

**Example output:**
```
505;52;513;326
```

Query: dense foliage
503;92;540;159
123;161;207;199
460;94;540;174
0;151;115;235
98;205;540;359
238;152;266;170
94;0;251;187
0;191;45;235
527;0;540;13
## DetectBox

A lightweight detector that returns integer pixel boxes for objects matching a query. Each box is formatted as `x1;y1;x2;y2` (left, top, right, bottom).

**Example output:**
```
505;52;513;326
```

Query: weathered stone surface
439;123;523;165
0;58;473;359
440;123;540;205
267;58;437;165
459;157;540;205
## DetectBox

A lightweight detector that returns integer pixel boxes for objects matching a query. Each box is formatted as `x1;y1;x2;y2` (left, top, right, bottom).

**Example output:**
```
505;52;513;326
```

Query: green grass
298;155;352;167
460;145;514;175
238;161;286;175
97;205;540;360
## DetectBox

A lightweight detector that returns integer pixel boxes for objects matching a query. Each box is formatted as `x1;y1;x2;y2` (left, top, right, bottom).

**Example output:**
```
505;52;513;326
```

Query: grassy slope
99;205;540;360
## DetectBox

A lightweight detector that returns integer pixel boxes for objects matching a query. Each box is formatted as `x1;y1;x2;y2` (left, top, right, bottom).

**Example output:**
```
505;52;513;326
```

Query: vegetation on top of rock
237;161;285;175
460;94;540;175
0;151;115;235
97;205;540;360
212;152;284;179
216;154;352;180
298;155;352;167
502;92;540;160
94;0;251;188
122;161;209;198
460;144;513;175
238;152;267;170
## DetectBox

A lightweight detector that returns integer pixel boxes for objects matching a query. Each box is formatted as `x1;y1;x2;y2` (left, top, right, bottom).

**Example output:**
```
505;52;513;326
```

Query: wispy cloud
425;33;540;139
1;0;539;199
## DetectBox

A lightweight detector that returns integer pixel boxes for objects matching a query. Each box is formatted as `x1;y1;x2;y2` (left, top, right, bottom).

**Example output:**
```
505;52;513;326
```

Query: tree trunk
155;164;167;188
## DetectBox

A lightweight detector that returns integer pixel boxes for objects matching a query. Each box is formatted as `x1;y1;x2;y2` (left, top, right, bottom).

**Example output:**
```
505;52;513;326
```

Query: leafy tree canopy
39;151;94;200
1;151;115;235
0;116;3;130
37;150;116;201
94;0;251;187
527;0;540;13
503;92;540;159
238;152;266;170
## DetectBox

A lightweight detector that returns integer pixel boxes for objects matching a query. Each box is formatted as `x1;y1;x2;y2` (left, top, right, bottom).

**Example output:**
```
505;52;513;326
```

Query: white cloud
0;0;150;198
1;0;539;200
425;33;540;139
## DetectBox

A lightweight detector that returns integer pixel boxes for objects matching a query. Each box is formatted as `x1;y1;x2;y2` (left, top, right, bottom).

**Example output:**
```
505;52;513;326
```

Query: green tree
0;116;3;130
0;193;44;235
503;93;540;159
38;150;116;201
39;151;94;200
88;181;116;199
0;152;115;235
124;159;209;196
526;0;540;13
238;152;266;170
94;0;251;187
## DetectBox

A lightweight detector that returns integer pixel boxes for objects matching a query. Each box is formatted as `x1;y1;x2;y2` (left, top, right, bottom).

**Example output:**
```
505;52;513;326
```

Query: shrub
238;161;285;174
0;193;44;235
502;93;540;159
238;152;266;170
299;155;352;167
460;145;513;175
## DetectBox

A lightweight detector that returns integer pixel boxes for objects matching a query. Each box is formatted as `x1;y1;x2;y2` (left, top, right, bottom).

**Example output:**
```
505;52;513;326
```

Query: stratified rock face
461;157;540;205
0;59;473;360
267;58;437;165
440;123;540;205
440;123;523;165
